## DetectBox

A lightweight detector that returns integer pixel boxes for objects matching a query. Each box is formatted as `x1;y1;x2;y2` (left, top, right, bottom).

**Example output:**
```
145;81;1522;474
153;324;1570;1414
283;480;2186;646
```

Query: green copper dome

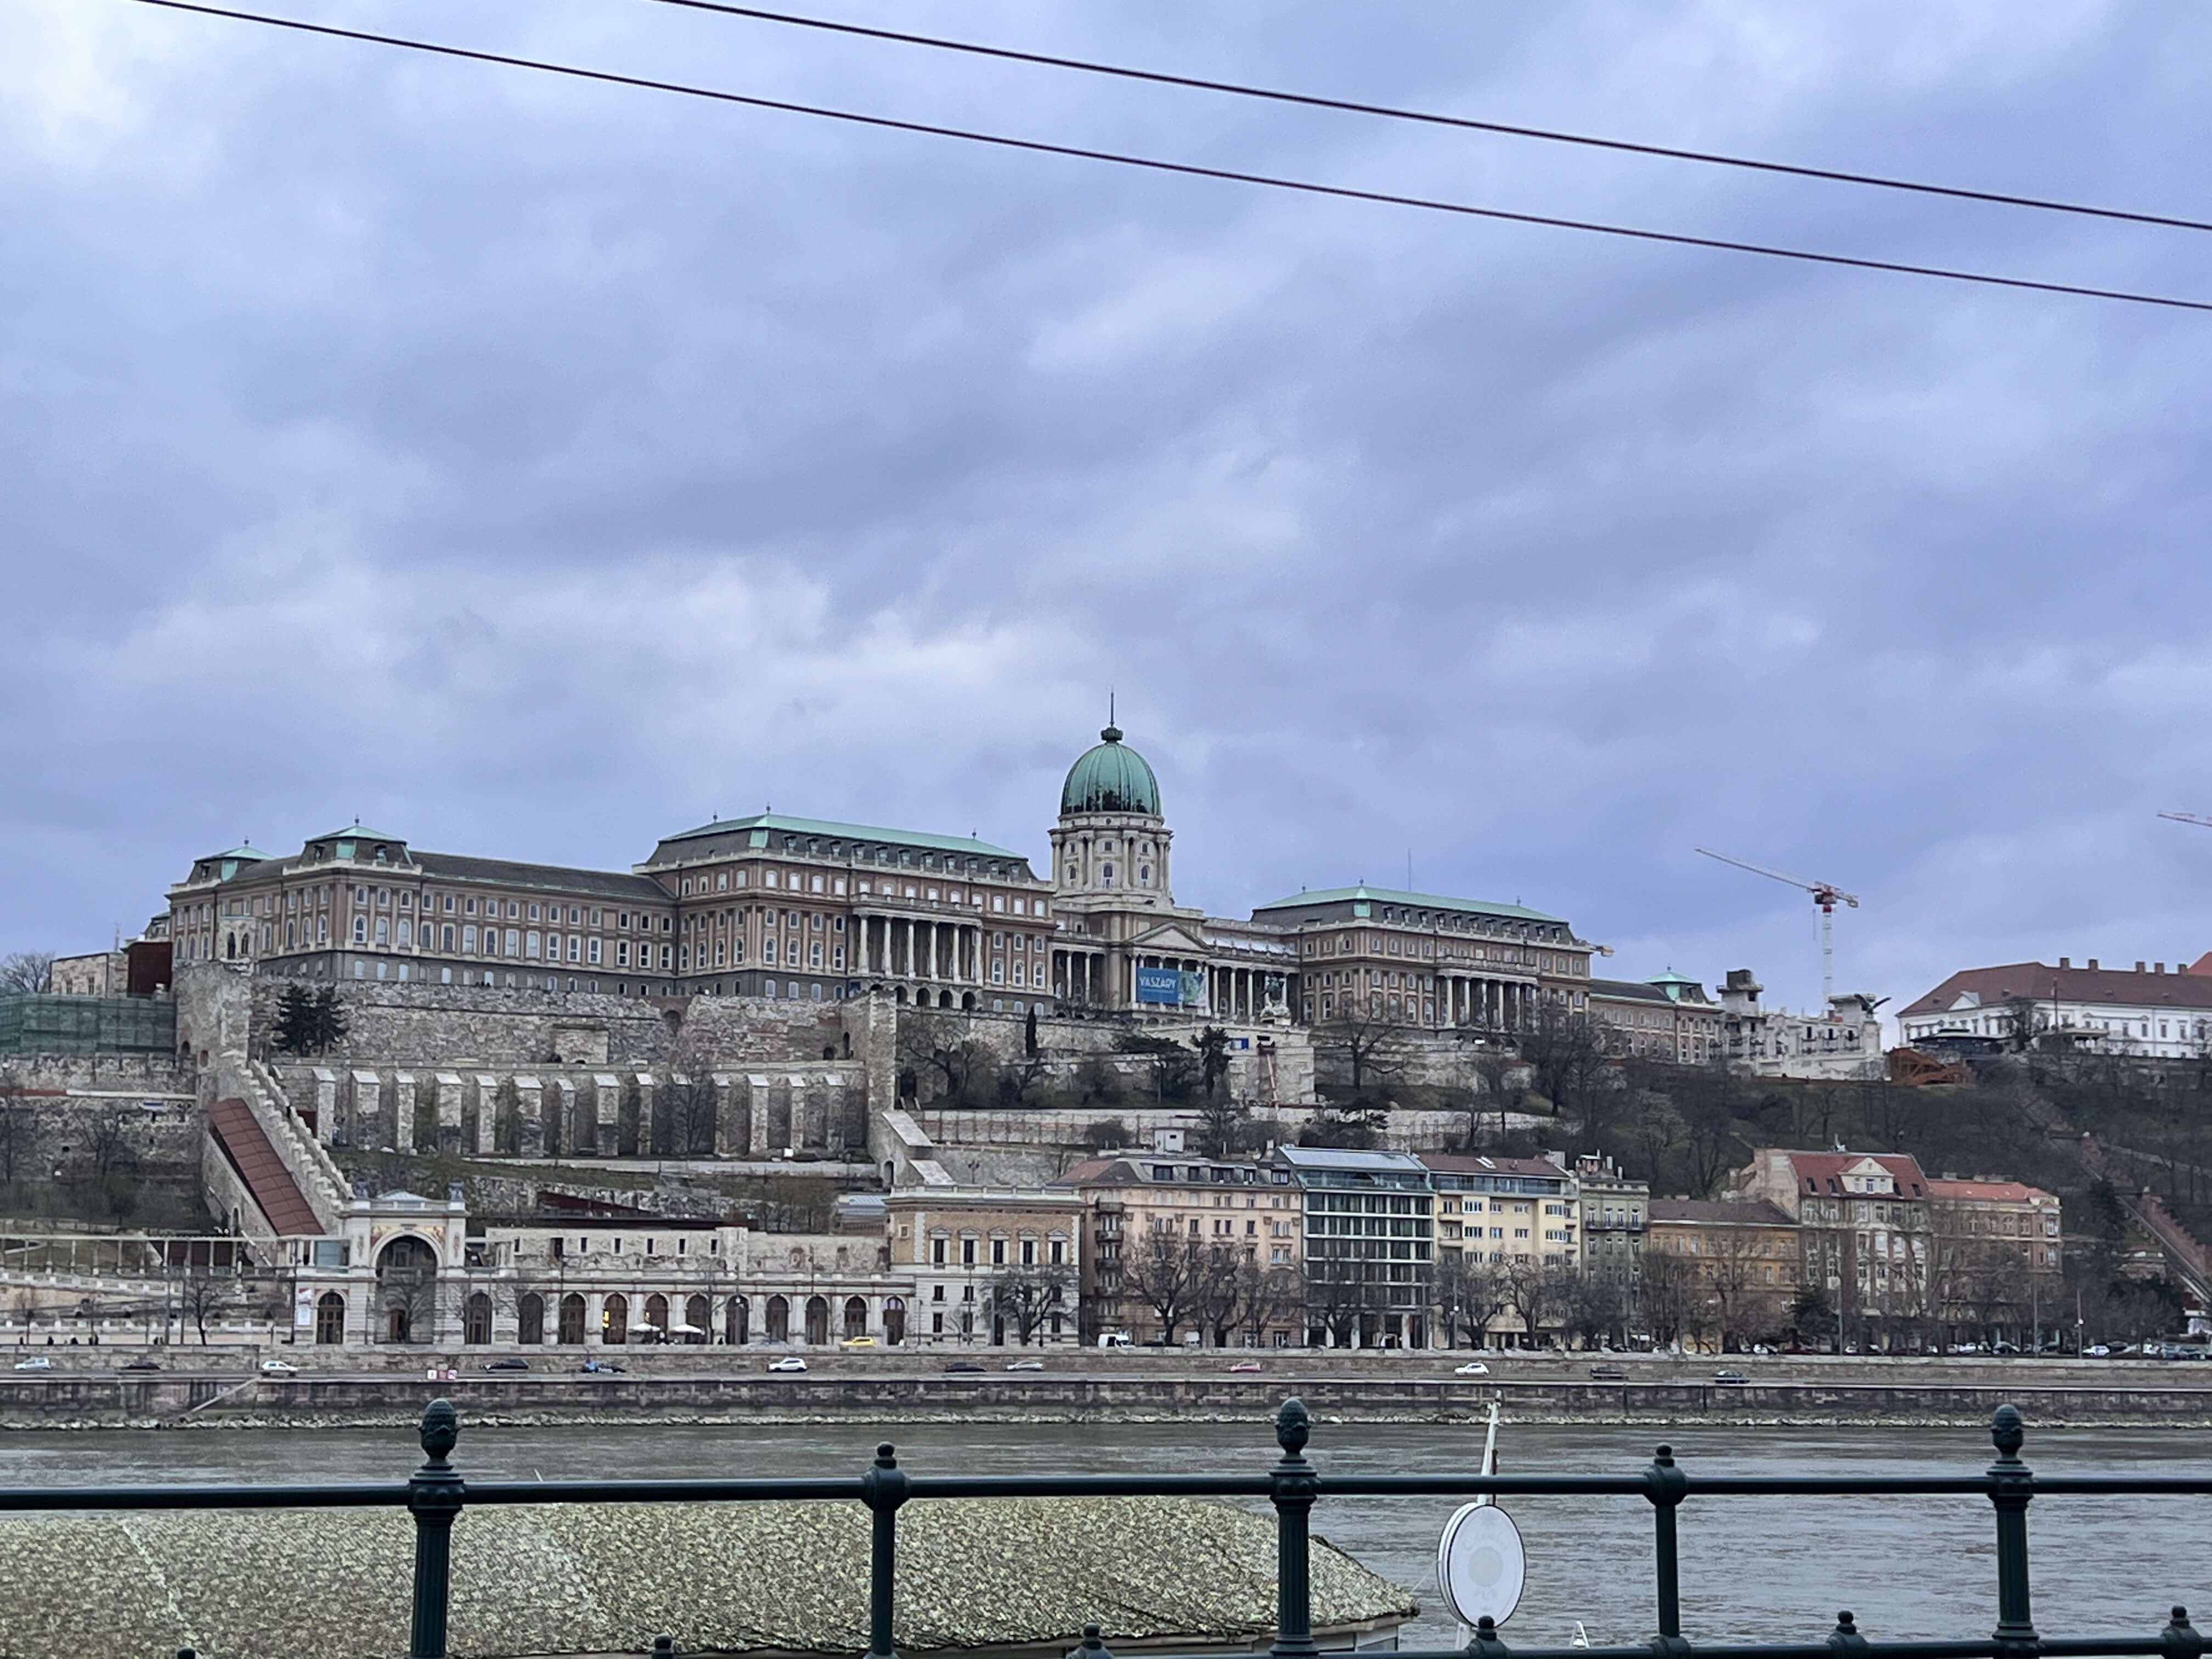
1060;725;1161;816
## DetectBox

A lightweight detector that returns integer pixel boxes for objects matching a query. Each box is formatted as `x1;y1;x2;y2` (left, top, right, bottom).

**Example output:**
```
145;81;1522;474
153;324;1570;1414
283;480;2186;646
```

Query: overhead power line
126;0;2212;315
645;0;2212;239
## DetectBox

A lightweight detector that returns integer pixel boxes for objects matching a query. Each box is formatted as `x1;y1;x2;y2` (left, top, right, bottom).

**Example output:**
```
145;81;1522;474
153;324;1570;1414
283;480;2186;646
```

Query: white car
259;1359;300;1376
766;1356;808;1373
1453;1361;1490;1375
1006;1358;1045;1372
13;1357;52;1372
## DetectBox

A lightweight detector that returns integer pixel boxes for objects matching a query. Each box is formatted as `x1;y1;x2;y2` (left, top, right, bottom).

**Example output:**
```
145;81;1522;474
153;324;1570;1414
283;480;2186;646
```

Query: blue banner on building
1135;966;1182;1005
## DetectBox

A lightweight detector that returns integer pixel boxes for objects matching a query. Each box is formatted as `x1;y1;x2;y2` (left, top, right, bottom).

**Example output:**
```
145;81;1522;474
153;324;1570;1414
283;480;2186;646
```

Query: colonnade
853;913;986;985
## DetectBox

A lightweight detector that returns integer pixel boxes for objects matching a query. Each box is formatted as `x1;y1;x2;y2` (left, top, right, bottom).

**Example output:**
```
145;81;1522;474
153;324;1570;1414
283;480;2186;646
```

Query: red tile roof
1771;1150;1928;1198
208;1097;324;1235
1925;1177;2052;1204
1901;962;2212;1018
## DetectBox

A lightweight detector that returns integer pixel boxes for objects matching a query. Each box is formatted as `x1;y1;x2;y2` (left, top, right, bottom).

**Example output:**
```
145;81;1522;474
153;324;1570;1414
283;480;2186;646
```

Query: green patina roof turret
1061;724;1161;817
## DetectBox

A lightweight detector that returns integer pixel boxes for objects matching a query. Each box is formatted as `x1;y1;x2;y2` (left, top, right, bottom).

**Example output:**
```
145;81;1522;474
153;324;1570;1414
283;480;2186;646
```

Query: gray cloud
5;0;2212;1014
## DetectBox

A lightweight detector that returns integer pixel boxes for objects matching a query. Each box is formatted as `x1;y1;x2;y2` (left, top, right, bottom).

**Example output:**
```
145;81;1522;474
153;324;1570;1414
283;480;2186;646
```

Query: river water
2;1419;2205;1651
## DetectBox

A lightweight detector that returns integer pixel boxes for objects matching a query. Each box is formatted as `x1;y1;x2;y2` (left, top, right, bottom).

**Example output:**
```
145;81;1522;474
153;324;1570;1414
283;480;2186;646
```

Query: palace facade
161;723;1595;1031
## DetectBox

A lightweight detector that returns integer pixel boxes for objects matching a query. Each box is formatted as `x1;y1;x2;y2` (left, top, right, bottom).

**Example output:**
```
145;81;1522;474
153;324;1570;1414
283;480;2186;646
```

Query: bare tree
1314;1003;1408;1098
1494;1256;1576;1349
0;952;54;995
1119;1232;1211;1344
176;1272;233;1345
988;1264;1074;1345
1516;998;1612;1119
898;1013;998;1108
2002;996;2042;1053
1433;1250;1505;1348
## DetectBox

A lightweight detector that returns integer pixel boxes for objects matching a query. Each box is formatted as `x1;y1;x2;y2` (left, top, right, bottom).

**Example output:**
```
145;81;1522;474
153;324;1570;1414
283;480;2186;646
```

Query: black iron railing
3;1398;2207;1659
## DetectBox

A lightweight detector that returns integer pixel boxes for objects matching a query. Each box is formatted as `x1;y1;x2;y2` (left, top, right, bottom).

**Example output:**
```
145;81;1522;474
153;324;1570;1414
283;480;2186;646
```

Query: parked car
1748;1344;1775;1356
259;1358;299;1376
1226;1361;1263;1374
1589;1364;1627;1381
2085;1345;2112;1358
766;1356;809;1373
482;1357;530;1372
839;1336;878;1350
579;1358;627;1374
944;1361;986;1374
119;1359;162;1373
1453;1361;1490;1375
1712;1370;1749;1386
12;1357;51;1372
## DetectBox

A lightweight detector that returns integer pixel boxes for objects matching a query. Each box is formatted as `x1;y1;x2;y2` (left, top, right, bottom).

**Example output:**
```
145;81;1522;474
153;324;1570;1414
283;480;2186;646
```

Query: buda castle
162;724;1596;1032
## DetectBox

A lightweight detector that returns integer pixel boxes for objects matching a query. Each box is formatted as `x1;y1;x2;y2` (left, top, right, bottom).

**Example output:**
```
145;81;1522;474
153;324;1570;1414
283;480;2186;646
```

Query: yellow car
838;1336;878;1350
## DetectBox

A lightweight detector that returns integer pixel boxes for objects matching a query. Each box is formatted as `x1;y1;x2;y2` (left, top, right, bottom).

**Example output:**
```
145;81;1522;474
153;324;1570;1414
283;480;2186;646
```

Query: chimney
2059;957;2070;968
2089;958;2100;970
2136;961;2147;973
2157;963;2166;975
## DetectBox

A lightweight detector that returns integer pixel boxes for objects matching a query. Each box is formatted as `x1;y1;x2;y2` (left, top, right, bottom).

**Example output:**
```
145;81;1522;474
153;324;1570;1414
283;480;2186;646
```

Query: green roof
1062;724;1161;816
210;845;274;862
1252;883;1566;925
657;811;1027;863
310;825;405;844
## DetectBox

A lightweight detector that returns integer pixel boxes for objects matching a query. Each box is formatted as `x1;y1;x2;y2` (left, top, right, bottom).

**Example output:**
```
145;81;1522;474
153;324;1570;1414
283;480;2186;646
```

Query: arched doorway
517;1293;545;1345
644;1293;669;1340
375;1235;437;1344
465;1292;492;1345
685;1295;710;1344
603;1293;629;1345
558;1293;586;1345
882;1296;905;1345
961;992;976;1011
765;1295;789;1341
725;1296;749;1345
804;1295;830;1345
842;1296;867;1341
314;1291;346;1345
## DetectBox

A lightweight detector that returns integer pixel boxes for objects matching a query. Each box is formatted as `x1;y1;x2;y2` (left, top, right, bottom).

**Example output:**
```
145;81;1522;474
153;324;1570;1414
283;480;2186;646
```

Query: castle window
1101;864;1115;885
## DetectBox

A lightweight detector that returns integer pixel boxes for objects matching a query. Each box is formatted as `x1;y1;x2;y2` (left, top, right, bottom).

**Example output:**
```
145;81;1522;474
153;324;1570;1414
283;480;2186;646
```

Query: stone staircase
239;1059;348;1232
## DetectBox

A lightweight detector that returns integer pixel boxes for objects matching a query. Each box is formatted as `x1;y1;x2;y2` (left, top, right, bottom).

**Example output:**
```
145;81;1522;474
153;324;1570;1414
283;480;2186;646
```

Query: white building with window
885;1188;1084;1346
1898;957;2212;1057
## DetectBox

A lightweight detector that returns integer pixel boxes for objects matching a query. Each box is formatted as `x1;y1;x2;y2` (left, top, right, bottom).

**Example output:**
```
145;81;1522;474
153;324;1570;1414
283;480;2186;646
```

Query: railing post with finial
1827;1612;1871;1655
1465;1615;1511;1659
1643;1443;1691;1657
408;1398;466;1659
1068;1624;1116;1659
1987;1406;2039;1659
2160;1607;2204;1659
1269;1398;1319;1659
861;1441;910;1659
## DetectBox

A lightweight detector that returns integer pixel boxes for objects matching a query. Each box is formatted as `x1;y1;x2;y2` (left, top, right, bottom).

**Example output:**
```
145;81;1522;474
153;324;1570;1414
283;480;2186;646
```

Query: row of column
1055;950;1107;1005
315;1069;855;1157
1210;965;1288;1020
1438;977;1535;1029
854;914;984;983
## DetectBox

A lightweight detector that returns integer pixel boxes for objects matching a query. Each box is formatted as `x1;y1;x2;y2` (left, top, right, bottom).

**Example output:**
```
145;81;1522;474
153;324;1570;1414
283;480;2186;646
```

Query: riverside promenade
4;1349;2210;1428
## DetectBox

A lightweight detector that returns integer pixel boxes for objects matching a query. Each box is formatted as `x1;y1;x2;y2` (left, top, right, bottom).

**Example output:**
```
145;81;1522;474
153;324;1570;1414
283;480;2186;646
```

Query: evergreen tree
307;985;349;1054
272;984;317;1055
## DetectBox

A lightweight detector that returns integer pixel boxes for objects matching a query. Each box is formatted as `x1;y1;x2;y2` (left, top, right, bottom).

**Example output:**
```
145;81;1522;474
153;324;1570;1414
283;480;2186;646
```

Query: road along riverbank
4;1369;2210;1429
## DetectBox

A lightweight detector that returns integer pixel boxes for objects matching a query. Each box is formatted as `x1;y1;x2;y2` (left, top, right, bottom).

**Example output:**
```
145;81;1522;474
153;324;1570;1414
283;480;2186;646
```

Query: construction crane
1694;847;1860;1008
2158;811;2212;830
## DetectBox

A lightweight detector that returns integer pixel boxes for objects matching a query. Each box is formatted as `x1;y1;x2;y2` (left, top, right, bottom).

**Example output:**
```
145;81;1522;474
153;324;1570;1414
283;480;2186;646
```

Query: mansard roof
646;811;1027;866
413;851;669;902
1251;884;1566;926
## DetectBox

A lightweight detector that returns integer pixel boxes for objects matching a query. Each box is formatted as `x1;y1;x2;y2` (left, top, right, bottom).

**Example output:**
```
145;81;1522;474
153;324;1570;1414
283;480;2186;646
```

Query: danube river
3;1419;2204;1650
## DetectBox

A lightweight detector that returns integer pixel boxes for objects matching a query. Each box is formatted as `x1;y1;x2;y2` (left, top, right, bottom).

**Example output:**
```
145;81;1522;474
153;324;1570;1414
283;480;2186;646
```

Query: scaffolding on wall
0;994;176;1055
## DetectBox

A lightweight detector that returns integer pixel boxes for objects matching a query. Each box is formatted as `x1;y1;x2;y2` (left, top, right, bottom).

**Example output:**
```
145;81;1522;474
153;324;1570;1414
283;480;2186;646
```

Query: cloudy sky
7;0;2212;1015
